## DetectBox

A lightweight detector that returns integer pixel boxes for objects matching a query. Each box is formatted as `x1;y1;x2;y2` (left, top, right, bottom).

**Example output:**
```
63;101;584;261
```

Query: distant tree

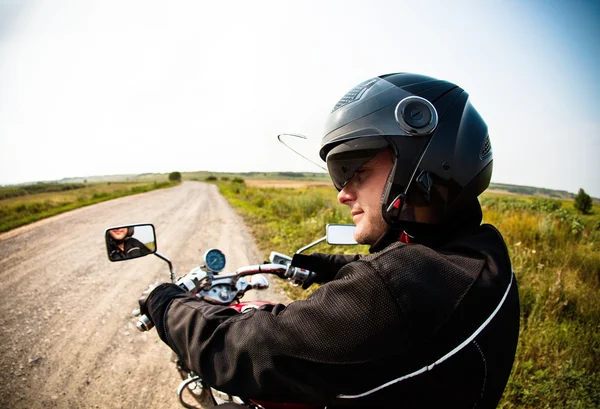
574;188;592;214
205;175;217;181
168;171;182;182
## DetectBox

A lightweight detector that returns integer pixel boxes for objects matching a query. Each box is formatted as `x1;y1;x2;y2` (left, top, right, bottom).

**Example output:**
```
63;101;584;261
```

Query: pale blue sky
0;0;598;196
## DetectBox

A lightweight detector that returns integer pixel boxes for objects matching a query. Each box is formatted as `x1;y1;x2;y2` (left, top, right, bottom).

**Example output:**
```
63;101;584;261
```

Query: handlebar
135;263;313;332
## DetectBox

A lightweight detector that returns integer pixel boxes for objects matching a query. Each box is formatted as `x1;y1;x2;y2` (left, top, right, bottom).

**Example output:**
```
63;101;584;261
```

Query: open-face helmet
321;73;492;231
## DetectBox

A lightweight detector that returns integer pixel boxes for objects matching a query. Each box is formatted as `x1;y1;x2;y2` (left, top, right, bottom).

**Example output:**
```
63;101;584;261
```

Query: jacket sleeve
291;253;361;284
145;261;405;405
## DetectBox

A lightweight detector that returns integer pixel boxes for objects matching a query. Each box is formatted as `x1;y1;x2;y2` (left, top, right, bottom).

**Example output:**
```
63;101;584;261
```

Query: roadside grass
480;196;600;409
0;181;178;233
218;179;600;409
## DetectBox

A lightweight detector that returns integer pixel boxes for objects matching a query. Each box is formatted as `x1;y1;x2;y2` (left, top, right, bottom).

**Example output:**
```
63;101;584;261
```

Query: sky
0;0;599;197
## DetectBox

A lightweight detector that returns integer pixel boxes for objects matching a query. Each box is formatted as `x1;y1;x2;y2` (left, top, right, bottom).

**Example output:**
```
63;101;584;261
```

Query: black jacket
145;222;519;408
108;237;152;260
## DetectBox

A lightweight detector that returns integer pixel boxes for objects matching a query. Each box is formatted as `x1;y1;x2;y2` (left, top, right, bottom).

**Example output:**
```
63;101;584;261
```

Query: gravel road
0;182;290;409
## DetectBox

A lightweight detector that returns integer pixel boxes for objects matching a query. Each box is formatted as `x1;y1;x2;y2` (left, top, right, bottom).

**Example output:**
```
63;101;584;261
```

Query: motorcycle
104;223;357;409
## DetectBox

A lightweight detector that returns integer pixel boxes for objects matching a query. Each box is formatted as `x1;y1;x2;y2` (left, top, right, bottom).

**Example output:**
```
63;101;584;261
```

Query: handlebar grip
136;314;154;332
286;266;314;286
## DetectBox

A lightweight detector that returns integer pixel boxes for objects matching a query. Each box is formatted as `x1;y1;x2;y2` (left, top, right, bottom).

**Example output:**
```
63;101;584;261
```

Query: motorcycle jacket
144;206;520;408
107;237;152;260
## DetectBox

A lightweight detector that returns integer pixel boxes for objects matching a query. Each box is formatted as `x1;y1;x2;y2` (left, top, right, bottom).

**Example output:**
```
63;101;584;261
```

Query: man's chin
353;227;373;246
353;222;389;246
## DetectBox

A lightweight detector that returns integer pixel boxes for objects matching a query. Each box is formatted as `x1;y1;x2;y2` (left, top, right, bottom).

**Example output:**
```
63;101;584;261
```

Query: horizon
2;169;593;199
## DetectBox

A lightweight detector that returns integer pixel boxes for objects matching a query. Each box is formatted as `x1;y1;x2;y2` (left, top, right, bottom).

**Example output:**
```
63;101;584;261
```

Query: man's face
337;150;393;245
109;228;128;241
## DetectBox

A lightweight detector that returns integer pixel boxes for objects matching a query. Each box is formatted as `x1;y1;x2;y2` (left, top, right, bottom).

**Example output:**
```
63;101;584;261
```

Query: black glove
300;270;318;290
139;283;187;344
258;303;287;315
291;253;361;288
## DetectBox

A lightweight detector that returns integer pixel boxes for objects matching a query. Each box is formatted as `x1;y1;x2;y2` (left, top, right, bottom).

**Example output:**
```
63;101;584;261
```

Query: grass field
0;181;178;233
217;179;600;409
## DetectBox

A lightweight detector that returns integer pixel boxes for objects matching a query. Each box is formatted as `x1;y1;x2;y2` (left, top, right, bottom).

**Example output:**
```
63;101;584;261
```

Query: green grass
480;196;600;409
0;181;178;232
217;180;600;409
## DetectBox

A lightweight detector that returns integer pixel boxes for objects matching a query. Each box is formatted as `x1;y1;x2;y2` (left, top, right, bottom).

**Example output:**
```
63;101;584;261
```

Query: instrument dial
204;249;226;273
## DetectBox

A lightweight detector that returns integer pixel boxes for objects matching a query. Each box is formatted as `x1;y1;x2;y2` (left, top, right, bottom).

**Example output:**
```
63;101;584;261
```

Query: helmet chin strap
370;192;409;253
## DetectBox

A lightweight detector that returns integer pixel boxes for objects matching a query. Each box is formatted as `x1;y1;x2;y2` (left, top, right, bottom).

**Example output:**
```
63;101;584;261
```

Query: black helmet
321;73;492;230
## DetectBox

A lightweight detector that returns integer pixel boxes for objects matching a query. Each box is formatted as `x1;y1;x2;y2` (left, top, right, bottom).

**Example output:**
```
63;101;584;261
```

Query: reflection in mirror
326;224;357;245
105;224;156;262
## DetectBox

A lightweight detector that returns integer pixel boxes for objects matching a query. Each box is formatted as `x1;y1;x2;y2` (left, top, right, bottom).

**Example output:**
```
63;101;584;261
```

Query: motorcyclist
106;227;152;260
142;73;520;408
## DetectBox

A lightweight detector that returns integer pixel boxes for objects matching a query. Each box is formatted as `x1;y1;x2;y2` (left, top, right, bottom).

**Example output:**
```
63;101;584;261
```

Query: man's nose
337;185;355;205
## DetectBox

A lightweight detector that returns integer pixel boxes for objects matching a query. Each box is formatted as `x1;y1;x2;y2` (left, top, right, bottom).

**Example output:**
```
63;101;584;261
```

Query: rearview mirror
326;224;357;245
105;224;156;262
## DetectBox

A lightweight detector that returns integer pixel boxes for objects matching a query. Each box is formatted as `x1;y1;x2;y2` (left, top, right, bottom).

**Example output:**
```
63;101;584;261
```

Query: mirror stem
154;252;175;282
296;236;326;254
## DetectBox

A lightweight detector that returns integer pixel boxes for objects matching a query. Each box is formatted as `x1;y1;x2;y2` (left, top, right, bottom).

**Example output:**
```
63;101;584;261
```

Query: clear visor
325;137;391;190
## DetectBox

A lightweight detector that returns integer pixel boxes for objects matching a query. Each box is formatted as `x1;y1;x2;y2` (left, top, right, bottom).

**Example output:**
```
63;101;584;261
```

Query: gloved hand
299;270;317;290
258;303;287;315
135;281;161;316
291;253;361;288
138;283;187;343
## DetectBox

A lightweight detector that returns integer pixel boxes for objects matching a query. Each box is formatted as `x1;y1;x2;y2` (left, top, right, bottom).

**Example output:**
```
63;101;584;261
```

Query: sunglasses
325;136;391;191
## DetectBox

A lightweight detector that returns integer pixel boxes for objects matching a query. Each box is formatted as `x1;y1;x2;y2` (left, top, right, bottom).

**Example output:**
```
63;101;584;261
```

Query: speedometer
204;248;226;273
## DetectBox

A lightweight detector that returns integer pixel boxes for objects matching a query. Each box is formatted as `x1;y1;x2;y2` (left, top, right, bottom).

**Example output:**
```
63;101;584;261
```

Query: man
106;227;152;260
142;73;520;408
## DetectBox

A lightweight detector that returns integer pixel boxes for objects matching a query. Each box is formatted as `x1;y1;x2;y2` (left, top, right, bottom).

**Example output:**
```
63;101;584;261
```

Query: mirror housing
296;224;358;254
326;224;357;245
105;224;157;262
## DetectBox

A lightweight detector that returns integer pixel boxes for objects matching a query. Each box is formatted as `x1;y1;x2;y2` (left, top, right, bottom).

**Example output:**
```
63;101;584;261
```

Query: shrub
205;175;218;181
531;198;562;212
574;188;592;214
168;171;182;182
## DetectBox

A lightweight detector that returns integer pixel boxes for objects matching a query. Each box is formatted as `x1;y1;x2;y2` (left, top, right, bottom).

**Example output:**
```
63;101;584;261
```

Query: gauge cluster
203;248;226;273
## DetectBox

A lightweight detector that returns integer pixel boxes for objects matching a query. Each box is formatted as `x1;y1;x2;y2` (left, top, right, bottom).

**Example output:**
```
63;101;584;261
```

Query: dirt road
0;182;290;409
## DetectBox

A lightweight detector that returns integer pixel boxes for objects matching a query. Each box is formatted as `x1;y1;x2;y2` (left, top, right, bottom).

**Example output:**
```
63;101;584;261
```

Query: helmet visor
325;137;391;190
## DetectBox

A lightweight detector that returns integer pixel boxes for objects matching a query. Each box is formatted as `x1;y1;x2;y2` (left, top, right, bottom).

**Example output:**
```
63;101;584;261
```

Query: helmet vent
332;78;379;112
480;135;491;159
